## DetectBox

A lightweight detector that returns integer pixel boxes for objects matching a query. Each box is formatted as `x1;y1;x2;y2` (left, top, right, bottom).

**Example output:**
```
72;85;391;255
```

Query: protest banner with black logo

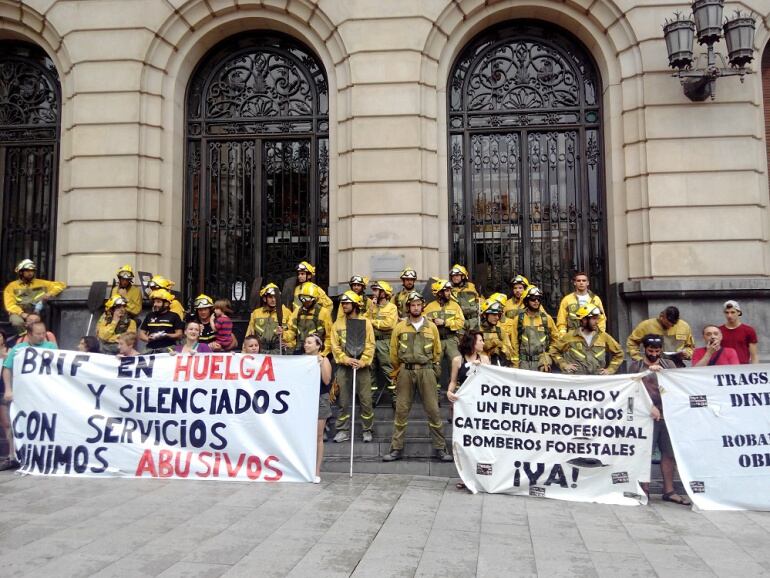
658;365;770;510
10;348;319;482
452;365;654;505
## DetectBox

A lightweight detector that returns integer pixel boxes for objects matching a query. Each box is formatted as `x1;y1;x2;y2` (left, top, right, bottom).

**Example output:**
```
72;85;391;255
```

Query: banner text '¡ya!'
173;354;275;382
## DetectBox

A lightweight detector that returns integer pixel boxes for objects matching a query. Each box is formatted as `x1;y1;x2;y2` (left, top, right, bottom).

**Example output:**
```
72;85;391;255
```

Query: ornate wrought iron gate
0;43;60;303
185;33;329;314
448;22;605;305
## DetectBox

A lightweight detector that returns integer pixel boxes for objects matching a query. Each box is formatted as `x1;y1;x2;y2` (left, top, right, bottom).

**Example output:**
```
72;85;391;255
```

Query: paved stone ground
1;470;769;577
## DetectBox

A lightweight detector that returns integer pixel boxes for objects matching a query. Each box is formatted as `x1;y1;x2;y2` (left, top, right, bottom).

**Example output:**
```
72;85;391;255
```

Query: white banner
452;365;654;505
11;348;319;482
659;364;770;511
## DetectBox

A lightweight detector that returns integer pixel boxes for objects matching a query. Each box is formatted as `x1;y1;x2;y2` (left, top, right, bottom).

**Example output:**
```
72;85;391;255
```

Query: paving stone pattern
0;470;768;577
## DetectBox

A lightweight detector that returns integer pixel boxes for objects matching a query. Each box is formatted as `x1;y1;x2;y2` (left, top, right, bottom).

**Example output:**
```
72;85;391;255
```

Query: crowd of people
0;259;762;493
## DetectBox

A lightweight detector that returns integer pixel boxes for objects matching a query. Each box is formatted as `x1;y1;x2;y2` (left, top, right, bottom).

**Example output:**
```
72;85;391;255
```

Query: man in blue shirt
0;321;56;470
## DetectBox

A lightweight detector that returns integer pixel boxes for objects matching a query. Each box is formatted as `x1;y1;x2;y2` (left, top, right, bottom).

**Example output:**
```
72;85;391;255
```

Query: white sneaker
362;431;373;443
333;431;350;443
313;476;321;484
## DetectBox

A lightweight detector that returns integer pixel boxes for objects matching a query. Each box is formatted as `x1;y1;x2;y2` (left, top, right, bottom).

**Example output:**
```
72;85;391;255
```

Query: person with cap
719;300;758;364
110;265;142;318
449;264;482;331
507;285;558;372
147;275;186;320
692;324;740;366
627;306;694;367
392;266;417;319
549;305;623;375
383;291;452;462
424;279;465;385
503;274;529;326
336;275;371;322
555;271;606;336
292;261;333;314
96;295;137;354
3;259;66;335
479;297;510;366
189;294;218;348
367;280;399;403
331;290;376;443
626;334;690;506
138;289;185;353
247;283;292;354
284;282;333;356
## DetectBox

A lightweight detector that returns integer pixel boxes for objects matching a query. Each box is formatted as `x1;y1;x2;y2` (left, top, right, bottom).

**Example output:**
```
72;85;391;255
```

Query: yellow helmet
193;294;215;309
405;291;424;305
511;274;530;287
116;264;134;280
431;278;452;296
481;299;504;316
15;259;36;273
449;264;469;278
296;261;316;276
487;292;508;306
400;267;417;279
149;288;174;303
339;290;363;307
259;283;279;297
297;282;320;300
105;295;128;310
371;280;393;297
149;275;175;290
575;304;602;320
349;275;368;288
522;285;544;302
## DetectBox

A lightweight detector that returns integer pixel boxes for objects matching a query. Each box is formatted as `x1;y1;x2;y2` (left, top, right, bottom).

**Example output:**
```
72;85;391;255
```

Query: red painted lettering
263;455;283;481
255;357;275;382
135;449;158;477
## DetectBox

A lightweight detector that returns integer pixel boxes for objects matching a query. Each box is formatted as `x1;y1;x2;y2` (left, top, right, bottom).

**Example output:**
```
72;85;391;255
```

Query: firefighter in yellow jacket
336;275;371;322
3;259;66;334
148;275;185;320
96;296;137;354
284;282;333;356
331;291;376;443
391;266;417;319
479;298;510;366
247;283;292;354
449;264;482;330
626;306;694;367
424;279;465;382
367;280;399;403
383;291;452;462
292;261;333;314
507;286;559;371
555;272;606;335
502;274;529;327
550;305;623;375
109;265;143;318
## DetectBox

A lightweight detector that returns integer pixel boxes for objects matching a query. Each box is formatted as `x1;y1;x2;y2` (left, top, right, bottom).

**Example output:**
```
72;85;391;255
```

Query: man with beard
550;305;623;375
391;267;417;319
627;306;694;368
147;275;186;320
424;279;465;382
502;274;529;326
507;286;558;372
336;275;371;322
291;261;333;314
247;283;292;354
284;282;332;356
3;259;66;335
138;289;184;353
109;265;143;318
449;264;482;331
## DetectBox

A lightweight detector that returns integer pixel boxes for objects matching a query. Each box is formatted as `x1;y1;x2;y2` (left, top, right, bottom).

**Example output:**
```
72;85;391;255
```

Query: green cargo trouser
9;314;25;334
439;335;460;386
334;365;374;432
390;367;446;451
373;338;394;390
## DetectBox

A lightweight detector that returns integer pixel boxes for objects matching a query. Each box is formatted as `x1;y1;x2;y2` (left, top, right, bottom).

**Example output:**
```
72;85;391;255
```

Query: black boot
382;449;402;462
434;448;453;462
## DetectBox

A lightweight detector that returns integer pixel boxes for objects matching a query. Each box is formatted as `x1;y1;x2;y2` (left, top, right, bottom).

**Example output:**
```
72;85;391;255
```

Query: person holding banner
507;286;558;372
627;334;691;506
247;284;291;354
627;306;694;368
447;330;489;403
284;282;333;356
549;305;623;375
692;325;739;366
242;334;260;353
139;289;185;354
383;291;452;462
172;321;212;354
304;333;332;483
331;291;376;443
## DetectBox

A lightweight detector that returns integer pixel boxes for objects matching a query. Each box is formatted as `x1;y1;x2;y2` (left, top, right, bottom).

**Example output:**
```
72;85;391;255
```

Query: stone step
323;439;443;458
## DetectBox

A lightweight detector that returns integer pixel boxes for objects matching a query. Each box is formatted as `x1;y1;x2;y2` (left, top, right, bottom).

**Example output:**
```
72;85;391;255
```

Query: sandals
661;491;691;506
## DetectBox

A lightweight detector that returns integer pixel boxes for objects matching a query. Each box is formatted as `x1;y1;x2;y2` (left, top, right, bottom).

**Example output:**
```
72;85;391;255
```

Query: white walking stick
350;365;357;478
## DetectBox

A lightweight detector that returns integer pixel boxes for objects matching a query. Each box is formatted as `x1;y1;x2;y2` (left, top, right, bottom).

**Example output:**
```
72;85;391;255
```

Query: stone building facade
1;0;769;352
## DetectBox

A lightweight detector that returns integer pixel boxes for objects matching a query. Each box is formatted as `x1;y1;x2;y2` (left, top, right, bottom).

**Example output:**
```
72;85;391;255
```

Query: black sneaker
434;449;453;462
0;458;20;471
382;450;402;462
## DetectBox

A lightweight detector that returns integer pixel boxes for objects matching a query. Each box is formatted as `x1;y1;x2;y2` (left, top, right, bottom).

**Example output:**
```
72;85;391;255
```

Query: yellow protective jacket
556;292;606;335
480;320;510;361
247;305;292;351
367;301;399;340
391;288;413;318
389;318;442;371
335;295;372;323
4;278;66;316
507;308;559;368
292;285;333;314
627;318;694;361
502;297;525;327
110;285;143;317
169;298;185;321
451;281;482;322
424;299;465;338
331;315;376;367
549;329;624;374
96;313;137;345
284;304;333;356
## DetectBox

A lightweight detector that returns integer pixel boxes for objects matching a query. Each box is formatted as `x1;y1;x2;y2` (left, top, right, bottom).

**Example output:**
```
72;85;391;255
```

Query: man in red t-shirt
693;325;740;366
719;300;758;364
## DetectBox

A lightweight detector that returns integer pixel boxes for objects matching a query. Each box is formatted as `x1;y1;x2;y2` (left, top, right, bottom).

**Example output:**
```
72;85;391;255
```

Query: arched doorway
0;42;61;303
448;21;605;305
184;32;329;313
